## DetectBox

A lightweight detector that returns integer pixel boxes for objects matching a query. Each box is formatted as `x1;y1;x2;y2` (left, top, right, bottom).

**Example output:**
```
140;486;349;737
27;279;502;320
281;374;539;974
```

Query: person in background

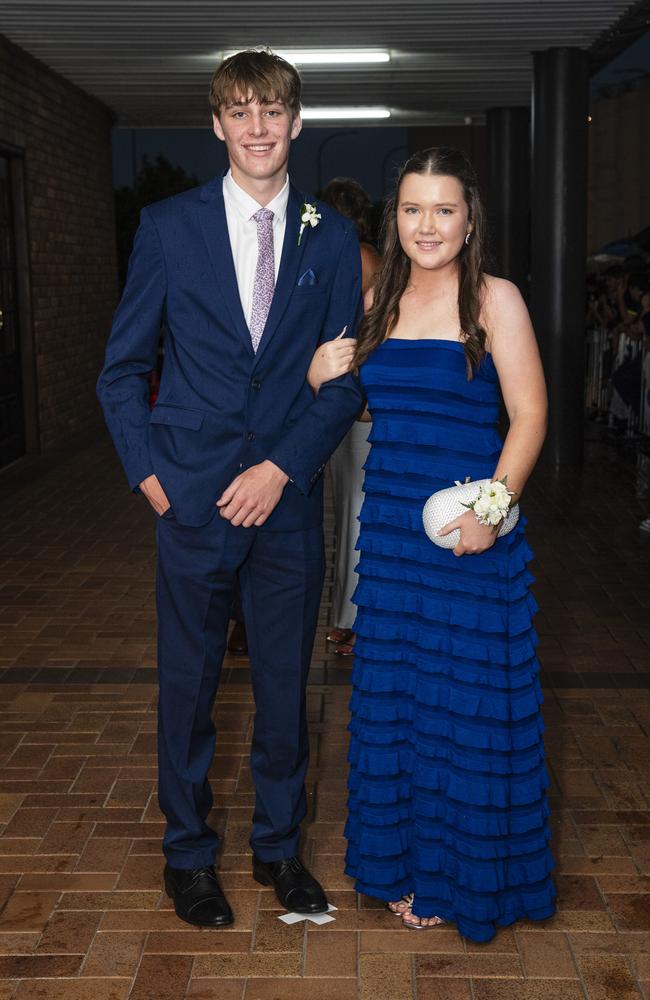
619;271;650;339
609;270;650;433
321;178;381;295
309;178;381;656
602;265;626;327
586;273;610;331
613;270;650;532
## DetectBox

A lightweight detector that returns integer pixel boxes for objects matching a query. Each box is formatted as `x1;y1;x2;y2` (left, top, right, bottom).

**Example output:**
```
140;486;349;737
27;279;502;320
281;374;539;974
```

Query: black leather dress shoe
252;855;328;914
164;863;234;927
227;620;248;656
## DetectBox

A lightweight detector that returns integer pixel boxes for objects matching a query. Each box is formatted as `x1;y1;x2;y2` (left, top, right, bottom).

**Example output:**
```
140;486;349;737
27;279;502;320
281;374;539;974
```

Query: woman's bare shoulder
481;273;530;330
481;273;525;309
479;273;539;364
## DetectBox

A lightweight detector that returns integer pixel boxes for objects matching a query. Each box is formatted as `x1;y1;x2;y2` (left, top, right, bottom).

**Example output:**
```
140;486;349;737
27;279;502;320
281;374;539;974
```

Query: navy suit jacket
97;176;364;529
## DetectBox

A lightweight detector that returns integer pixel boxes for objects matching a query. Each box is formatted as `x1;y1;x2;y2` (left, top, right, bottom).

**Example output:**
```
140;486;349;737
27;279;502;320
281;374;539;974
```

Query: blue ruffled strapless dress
344;339;556;943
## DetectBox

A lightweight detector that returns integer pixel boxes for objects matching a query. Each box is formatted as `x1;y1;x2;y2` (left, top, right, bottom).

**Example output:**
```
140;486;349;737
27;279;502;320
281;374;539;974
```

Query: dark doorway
0;154;25;467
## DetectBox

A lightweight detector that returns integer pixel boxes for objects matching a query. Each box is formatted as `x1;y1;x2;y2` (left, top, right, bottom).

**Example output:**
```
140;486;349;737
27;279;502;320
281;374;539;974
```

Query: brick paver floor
0;434;649;999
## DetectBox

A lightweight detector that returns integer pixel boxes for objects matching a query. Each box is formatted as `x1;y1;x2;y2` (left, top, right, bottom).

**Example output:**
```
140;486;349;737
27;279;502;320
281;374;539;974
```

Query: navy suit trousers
155;510;325;868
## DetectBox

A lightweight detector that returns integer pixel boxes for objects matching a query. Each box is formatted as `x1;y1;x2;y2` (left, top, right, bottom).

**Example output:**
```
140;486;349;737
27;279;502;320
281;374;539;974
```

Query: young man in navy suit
97;49;363;927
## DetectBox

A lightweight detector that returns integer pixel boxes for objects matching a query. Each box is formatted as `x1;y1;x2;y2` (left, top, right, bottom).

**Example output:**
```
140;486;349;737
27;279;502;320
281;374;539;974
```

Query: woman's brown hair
354;146;488;377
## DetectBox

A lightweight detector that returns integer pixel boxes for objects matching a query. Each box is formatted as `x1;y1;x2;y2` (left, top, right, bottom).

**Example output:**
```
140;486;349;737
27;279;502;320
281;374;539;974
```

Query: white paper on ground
278;911;307;925
277;904;337;925
305;912;336;925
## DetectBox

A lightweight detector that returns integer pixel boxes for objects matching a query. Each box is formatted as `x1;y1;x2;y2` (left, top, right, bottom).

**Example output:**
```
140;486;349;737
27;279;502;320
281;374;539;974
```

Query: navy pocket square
297;268;317;287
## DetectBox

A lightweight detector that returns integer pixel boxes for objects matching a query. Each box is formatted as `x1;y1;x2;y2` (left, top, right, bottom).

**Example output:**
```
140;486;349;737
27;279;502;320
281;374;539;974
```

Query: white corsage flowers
462;477;515;527
298;202;321;246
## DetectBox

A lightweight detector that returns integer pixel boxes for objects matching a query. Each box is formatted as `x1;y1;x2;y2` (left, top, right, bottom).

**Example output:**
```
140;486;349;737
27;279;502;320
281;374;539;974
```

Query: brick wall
588;81;650;253
0;34;118;452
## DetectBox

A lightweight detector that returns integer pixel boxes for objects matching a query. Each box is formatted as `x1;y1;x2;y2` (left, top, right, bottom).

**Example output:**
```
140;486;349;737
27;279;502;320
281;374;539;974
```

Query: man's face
213;95;302;191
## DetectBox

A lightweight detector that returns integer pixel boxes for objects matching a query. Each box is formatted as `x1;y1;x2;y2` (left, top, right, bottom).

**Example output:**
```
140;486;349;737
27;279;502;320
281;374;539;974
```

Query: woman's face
396;172;470;273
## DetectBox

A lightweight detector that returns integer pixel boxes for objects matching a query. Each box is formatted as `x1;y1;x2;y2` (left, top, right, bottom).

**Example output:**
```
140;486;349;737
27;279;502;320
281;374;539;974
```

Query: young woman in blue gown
309;147;555;942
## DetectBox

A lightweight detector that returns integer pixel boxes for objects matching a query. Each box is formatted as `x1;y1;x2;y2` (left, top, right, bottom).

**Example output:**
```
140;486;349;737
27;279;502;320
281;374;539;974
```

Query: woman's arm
307;281;380;393
438;276;547;556
488;277;548;500
307;332;357;393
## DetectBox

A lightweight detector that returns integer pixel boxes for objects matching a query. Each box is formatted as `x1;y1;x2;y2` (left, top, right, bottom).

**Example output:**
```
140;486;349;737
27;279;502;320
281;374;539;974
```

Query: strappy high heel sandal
401;900;446;930
387;893;414;917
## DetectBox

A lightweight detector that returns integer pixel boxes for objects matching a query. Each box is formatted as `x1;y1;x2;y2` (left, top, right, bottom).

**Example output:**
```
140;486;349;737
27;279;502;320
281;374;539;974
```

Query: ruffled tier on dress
345;340;556;943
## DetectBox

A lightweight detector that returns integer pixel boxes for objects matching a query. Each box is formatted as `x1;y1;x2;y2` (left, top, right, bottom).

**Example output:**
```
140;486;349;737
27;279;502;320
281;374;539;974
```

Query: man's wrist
264;460;290;486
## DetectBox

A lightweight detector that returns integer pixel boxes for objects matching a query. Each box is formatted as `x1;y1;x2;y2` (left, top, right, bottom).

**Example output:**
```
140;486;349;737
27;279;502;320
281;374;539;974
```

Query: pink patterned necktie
249;207;275;352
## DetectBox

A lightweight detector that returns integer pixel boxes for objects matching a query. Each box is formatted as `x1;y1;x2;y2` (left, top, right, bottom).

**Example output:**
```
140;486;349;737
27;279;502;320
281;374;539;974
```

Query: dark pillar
530;47;589;466
486;107;530;297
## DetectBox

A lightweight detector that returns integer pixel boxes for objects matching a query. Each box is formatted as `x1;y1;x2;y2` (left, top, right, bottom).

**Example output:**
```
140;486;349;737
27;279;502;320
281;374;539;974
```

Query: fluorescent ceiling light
224;49;390;65
301;107;391;120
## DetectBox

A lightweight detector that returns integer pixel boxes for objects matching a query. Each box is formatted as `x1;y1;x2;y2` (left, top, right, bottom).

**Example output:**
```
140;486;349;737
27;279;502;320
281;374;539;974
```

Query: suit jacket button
251;379;261;390
247;431;255;441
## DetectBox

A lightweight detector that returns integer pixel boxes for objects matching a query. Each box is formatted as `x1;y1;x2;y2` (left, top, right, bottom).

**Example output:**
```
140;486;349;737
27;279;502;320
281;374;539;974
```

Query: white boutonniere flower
461;477;515;527
298;202;321;246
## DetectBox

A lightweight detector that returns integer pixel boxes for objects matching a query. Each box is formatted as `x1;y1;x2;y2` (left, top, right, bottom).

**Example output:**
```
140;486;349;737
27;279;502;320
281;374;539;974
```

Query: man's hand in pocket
140;474;171;515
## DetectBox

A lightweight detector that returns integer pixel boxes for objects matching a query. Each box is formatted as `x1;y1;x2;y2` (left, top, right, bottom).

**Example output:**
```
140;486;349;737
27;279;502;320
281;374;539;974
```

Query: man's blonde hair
209;48;301;118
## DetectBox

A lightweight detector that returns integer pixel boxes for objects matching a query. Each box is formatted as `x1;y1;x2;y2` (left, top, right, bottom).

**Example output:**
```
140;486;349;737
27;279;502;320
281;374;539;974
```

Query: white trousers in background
329;420;371;630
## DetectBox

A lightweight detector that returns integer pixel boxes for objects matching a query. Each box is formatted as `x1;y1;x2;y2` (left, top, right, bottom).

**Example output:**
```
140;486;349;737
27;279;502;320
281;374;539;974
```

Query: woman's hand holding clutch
436;510;499;557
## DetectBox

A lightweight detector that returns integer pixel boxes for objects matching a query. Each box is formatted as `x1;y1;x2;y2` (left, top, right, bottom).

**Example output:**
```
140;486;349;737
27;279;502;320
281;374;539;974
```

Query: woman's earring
465;232;472;246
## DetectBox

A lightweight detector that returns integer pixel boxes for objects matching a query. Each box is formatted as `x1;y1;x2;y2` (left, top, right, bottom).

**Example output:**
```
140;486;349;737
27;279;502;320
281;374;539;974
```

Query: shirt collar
223;169;290;224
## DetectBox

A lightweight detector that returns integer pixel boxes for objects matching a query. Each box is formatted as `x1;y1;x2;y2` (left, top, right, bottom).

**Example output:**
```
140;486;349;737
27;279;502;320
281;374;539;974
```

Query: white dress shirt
222;170;289;327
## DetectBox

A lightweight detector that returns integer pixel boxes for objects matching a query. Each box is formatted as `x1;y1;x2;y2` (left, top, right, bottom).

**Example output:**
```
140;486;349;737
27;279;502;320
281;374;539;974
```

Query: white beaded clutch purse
422;478;520;550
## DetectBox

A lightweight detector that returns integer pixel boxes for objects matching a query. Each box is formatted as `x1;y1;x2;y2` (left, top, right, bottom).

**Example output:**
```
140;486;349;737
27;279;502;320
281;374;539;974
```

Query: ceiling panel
0;0;635;125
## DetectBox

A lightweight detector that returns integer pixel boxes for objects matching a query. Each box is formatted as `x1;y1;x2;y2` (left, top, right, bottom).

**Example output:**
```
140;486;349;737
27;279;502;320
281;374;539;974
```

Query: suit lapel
253;184;309;366
198;179;254;357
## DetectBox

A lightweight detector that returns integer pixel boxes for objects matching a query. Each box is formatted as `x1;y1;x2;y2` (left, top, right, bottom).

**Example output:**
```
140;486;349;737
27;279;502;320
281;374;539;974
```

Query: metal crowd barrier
585;326;649;438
